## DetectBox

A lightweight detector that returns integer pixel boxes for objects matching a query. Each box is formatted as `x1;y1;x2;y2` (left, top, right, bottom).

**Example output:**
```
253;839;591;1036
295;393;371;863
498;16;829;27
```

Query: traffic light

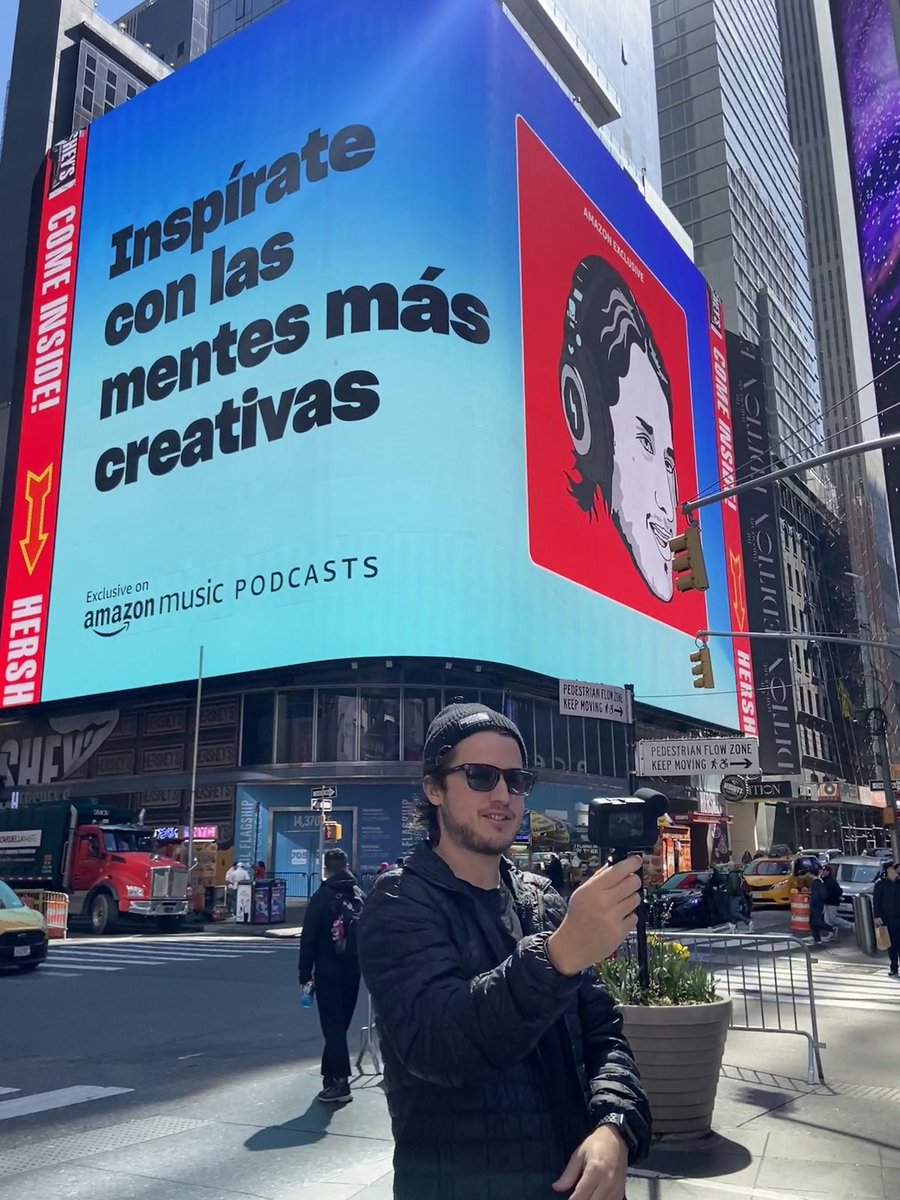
323;821;343;841
690;645;714;689
669;525;709;592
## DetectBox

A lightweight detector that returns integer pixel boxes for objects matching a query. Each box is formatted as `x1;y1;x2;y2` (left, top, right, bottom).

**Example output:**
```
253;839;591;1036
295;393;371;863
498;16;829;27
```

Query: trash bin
854;893;877;955
235;880;253;923
250;879;287;925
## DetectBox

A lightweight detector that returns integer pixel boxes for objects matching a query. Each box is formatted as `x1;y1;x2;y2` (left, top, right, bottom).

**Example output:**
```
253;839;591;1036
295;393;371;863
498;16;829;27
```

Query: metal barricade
649;931;826;1085
356;992;382;1075
14;888;69;938
278;872;311;899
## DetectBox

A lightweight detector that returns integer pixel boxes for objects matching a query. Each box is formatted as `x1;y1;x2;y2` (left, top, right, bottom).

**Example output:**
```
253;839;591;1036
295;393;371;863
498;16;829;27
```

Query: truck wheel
89;893;118;935
157;917;184;934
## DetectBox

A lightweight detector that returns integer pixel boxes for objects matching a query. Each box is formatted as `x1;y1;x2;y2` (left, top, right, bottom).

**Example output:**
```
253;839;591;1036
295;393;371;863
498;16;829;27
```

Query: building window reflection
317;691;359;762
359;689;400;761
275;691;314;763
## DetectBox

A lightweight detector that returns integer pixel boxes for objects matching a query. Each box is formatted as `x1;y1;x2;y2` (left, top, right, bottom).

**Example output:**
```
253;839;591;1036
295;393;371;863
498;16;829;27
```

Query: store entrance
271;808;356;898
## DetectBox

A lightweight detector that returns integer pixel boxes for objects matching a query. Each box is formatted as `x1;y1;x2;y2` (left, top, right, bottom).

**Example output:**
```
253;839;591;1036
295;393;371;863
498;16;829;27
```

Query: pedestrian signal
670;525;709;592
323;821;343;841
690;645;714;689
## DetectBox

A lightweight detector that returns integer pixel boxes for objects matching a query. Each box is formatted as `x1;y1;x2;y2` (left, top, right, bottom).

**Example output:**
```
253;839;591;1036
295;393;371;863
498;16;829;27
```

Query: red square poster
518;118;707;635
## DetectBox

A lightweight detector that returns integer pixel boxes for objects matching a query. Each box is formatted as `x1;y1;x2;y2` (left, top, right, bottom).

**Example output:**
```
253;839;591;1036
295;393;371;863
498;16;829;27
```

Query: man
358;703;650;1200
873;862;900;978
726;863;753;932
298;848;364;1103
807;867;832;945
225;860;250;917
559;256;677;602
821;864;849;938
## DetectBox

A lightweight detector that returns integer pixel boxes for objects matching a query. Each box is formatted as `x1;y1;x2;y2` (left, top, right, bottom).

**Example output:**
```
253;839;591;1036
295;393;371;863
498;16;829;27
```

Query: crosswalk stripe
49;954;168;965
0;1086;133;1121
37;962;120;972
0;1089;19;1096
716;963;899;1012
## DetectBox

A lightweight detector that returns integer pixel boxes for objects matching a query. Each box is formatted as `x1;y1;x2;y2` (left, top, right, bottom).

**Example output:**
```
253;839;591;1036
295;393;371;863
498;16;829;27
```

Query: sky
1;1;130;126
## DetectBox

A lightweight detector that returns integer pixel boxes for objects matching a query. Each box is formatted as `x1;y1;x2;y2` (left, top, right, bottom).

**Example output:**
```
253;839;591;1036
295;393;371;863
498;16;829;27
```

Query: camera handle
607;848;650;994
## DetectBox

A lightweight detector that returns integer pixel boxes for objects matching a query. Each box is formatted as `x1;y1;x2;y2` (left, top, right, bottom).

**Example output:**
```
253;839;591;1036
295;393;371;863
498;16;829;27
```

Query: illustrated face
608;346;676;601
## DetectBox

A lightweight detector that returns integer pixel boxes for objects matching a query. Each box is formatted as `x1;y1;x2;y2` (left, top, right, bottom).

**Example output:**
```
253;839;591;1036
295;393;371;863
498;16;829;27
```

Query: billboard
727;334;800;775
831;0;900;571
1;0;749;730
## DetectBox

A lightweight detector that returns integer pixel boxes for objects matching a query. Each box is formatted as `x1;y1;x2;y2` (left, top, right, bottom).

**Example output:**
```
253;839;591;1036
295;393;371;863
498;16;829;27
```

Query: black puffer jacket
358;843;650;1200
297;869;363;984
873;876;900;922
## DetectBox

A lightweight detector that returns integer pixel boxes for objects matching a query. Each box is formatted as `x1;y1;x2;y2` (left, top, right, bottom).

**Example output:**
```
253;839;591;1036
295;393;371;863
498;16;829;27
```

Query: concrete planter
620;998;732;1137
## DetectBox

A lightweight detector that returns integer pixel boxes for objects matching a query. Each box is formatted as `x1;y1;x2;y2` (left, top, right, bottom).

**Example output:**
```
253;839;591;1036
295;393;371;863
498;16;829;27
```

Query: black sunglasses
441;763;537;796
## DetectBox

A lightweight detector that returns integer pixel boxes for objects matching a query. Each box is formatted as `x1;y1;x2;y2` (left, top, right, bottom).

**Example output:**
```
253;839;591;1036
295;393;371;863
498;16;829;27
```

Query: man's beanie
422;703;528;774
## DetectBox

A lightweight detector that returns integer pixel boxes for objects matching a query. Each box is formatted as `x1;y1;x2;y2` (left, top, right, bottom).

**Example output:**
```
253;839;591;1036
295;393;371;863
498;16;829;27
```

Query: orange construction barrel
790;890;810;934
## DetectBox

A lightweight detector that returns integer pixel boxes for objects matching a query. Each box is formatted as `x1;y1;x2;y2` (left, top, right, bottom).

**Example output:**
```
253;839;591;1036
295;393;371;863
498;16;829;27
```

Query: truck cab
65;817;190;934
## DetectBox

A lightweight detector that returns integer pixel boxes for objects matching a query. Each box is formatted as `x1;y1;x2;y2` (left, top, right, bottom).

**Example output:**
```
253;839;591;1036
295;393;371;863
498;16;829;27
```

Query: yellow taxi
0;878;48;972
741;854;820;907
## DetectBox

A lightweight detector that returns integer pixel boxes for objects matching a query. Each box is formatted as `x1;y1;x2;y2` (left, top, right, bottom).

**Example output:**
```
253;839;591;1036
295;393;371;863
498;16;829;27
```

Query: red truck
0;799;189;934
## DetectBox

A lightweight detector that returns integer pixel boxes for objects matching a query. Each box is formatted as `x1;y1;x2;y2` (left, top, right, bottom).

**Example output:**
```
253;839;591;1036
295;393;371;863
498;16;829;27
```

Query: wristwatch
597;1111;640;1159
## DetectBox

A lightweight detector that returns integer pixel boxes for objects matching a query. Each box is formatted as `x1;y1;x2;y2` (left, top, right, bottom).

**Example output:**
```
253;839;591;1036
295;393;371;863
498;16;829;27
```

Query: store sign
558;680;631;724
746;780;793;800
720;776;748;801
0;709;119;789
726;334;801;775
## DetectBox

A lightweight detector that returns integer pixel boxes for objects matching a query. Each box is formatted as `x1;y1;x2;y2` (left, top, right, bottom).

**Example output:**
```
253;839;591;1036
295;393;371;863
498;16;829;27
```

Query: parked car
833;856;885;922
647;870;713;929
741;854;820;907
0;878;48;972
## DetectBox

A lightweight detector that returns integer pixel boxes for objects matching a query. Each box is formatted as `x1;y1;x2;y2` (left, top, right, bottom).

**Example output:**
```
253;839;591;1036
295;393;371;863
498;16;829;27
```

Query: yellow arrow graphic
19;464;53;575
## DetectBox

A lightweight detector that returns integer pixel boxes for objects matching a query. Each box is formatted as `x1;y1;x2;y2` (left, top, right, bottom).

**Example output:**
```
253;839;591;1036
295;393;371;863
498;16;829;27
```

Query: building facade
0;1;169;503
777;0;900;764
118;0;211;70
652;0;826;467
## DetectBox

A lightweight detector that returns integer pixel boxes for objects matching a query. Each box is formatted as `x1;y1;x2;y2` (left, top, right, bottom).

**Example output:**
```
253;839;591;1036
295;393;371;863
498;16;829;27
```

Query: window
242;691;275;765
534;702;553;769
552;709;569;771
403;689;442;762
359;689;400;761
177;40;186;56
275;691;313;763
317;691;359;761
505;697;535;765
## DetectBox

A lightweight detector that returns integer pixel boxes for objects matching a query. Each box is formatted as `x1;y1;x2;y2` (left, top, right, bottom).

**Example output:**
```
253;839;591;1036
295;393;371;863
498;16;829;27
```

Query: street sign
720;776;748;801
635;736;760;777
558;679;632;724
746;780;793;800
311;785;336;812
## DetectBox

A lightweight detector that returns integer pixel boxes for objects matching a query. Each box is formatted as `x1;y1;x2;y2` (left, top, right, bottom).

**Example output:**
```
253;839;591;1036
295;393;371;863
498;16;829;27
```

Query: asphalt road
0;931;393;1200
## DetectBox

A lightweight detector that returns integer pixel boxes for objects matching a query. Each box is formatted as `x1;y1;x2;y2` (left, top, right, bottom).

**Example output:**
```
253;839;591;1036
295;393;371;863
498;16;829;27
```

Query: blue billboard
2;0;749;730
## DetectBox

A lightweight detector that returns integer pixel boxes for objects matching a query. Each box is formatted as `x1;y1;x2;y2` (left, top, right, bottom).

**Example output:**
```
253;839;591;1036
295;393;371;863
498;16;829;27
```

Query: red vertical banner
0;130;88;709
707;290;758;737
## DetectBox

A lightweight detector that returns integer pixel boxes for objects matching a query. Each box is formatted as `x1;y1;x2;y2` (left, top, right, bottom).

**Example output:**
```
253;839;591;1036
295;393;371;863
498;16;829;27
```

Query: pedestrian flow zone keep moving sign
635;737;760;777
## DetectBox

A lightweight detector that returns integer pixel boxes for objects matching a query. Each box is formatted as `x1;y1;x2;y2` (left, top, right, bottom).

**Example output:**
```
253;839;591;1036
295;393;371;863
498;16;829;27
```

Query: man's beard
440;802;514;857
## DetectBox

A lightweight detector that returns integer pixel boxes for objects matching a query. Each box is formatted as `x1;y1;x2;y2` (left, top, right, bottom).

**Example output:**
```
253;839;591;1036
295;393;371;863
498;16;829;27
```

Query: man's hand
547;856;642;976
552;1124;628;1200
875;918;884;927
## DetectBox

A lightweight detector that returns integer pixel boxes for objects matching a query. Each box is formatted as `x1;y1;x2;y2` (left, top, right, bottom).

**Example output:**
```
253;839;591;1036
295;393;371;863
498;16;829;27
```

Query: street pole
683;429;900;516
698;629;900;653
186;645;204;888
317;804;325;894
624;682;650;993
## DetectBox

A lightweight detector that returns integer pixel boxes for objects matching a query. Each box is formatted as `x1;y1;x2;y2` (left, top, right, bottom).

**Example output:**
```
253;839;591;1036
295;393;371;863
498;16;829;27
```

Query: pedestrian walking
821;864;850;936
544;852;566;894
807;867;832;944
741;850;753;865
358;702;650;1200
254;860;266;881
873;862;900;978
297;848;365;1104
726;864;753;932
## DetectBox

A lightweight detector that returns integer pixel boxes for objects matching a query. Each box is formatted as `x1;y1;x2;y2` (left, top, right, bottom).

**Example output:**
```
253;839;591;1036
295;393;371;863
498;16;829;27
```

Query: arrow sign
558;679;632;725
635;736;760;777
19;465;53;575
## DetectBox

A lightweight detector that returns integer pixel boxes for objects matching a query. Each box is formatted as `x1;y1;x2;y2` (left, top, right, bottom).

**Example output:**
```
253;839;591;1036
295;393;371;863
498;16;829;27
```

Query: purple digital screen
832;0;900;556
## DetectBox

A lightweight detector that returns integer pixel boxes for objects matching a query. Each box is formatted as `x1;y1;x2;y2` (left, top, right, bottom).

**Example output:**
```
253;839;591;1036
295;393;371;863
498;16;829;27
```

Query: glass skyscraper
652;0;826;466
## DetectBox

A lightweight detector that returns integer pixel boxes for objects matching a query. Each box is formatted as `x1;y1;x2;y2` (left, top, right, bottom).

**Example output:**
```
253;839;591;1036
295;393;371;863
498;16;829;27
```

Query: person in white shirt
225;861;251;915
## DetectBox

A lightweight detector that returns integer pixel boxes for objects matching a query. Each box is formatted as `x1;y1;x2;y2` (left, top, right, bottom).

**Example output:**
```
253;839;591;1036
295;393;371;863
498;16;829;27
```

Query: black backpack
330;885;364;955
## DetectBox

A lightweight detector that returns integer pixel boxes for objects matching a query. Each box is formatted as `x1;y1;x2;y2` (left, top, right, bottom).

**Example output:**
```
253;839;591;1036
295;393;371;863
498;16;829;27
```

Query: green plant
596;936;718;1007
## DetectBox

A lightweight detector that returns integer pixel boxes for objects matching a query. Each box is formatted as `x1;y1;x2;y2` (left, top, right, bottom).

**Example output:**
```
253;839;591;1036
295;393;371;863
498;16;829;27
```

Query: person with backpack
298;848;365;1104
726;864;753;932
